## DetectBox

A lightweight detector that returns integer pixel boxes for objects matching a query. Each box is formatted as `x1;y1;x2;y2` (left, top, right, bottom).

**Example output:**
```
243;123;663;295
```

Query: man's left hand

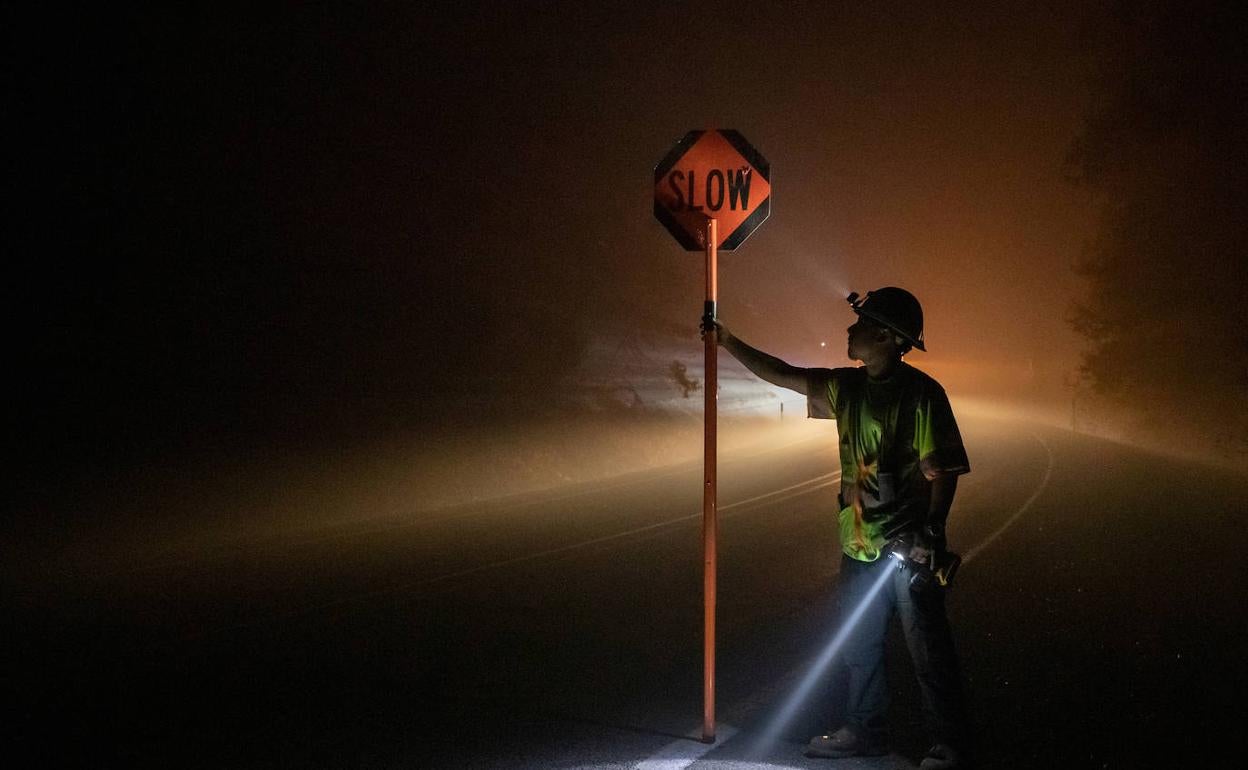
910;525;947;565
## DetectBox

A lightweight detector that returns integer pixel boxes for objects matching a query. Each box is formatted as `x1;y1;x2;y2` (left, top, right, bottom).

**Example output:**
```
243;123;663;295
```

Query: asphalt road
11;411;1248;768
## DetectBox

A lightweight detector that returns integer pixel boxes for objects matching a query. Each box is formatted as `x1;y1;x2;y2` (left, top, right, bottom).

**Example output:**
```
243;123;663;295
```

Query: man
708;287;972;770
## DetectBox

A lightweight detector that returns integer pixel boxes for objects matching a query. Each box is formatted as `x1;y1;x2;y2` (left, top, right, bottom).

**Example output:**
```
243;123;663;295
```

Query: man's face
847;317;890;362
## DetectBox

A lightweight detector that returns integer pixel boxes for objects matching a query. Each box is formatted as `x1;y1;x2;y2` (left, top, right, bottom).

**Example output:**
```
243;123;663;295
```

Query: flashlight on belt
886;530;962;592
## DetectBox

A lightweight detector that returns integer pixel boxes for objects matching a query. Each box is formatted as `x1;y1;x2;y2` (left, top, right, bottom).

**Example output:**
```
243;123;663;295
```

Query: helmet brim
852;307;927;352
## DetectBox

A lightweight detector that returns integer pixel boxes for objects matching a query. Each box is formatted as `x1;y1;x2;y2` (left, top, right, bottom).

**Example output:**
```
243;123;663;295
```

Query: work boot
805;726;887;758
918;743;963;769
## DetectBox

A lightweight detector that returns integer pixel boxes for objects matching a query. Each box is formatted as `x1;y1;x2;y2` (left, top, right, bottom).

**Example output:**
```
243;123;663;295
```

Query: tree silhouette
1067;0;1248;456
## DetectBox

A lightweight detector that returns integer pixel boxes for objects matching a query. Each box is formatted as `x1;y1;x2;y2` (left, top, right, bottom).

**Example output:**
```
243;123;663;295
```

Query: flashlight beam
751;561;895;752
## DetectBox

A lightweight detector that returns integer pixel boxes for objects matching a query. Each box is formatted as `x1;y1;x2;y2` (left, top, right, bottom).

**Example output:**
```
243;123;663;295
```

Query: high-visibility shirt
806;362;970;562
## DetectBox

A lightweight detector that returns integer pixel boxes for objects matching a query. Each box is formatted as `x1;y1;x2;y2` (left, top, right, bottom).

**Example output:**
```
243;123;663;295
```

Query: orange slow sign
653;129;771;251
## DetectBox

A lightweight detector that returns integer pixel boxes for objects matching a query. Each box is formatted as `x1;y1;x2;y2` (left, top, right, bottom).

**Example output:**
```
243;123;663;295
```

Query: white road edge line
720;472;838;511
190;473;840;638
411;472;839;588
634;725;739;770
963;431;1054;564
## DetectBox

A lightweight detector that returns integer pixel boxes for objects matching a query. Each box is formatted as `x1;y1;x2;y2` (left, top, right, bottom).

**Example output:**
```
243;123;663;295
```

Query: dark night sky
13;2;1109;468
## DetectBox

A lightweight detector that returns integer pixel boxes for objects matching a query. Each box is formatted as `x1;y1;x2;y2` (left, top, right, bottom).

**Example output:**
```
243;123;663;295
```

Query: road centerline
634;724;739;770
963;431;1055;564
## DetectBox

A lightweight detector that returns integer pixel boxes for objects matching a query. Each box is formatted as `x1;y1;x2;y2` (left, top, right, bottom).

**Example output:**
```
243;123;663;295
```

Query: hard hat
846;287;926;352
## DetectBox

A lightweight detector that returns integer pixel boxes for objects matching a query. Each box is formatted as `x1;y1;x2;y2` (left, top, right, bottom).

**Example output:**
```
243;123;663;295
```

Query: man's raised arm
712;324;810;395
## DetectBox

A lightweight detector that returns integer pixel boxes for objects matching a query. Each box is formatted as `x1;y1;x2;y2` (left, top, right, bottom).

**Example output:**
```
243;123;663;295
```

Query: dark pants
838;554;970;748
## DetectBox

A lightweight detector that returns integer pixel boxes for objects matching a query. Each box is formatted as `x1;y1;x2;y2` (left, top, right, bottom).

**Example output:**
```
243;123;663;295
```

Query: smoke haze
14;1;1241;494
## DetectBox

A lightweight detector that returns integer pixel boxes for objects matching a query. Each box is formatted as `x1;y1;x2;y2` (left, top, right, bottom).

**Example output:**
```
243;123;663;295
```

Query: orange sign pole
653;128;769;745
702;217;719;743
